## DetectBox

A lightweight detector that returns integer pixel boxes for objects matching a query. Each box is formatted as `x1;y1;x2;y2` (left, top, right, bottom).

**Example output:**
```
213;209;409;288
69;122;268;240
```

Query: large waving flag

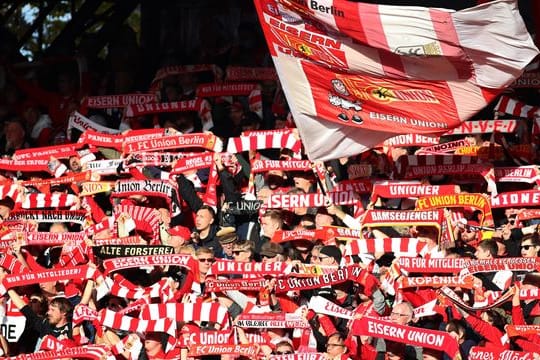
254;0;539;161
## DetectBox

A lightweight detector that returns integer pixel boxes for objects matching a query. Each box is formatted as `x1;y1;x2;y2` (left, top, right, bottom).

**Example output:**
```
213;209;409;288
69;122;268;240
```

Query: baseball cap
168;225;191;239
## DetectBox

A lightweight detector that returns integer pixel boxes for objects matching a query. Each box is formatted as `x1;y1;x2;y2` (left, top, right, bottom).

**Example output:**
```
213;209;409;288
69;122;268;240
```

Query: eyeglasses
198;258;215;263
521;245;535;250
391;312;410;318
262;254;276;259
275;350;294;355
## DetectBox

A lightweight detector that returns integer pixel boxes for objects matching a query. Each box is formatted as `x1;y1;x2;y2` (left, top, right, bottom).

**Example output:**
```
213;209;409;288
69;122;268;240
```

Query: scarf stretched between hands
227;129;302;154
352;316;460;359
7;210;87;225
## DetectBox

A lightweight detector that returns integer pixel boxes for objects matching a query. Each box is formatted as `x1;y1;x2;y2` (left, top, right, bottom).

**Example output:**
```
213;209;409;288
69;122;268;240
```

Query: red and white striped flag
254;0;539;160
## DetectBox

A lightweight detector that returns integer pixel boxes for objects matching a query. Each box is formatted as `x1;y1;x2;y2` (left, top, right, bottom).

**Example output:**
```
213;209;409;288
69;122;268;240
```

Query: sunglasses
275;350;293;355
521;245;535;250
232;250;247;255
198;258;215;263
318;256;330;261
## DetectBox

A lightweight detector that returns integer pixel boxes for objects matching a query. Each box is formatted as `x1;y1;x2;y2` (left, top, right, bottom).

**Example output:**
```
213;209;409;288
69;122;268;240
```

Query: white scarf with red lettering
7;210;87;225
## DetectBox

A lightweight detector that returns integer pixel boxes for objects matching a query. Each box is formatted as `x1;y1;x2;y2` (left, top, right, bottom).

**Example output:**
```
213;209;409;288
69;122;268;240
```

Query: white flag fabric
254;0;539;160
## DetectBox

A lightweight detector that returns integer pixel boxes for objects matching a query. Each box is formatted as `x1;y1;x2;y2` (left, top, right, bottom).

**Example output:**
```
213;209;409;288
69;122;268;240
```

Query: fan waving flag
254;0;539;161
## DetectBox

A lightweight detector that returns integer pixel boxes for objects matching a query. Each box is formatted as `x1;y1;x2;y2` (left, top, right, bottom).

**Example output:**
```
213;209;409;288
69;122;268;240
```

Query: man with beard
5;288;74;351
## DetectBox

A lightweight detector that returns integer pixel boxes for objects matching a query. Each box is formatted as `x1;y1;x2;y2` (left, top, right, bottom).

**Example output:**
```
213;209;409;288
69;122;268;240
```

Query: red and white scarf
13;143;80;161
236;312;310;329
139;302;231;330
205;277;267;293
494;95;540;118
397;257;465;275
170;153;214;174
210;260;291;277
382;133;439;147
371;183;457;202
227;129;302;153
415;139;472;154
0;158;49;172
352;317;460;359
151;64;220;88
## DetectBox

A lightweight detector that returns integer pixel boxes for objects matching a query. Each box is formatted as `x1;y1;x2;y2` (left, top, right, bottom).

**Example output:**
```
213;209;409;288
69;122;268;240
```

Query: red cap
168;225;191;239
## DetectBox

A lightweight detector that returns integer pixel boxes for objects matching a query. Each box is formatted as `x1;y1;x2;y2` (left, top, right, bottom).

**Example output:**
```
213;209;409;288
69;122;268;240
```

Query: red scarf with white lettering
196;82;257;97
415;193;492;224
188;343;259;357
127;152;191;168
170;153;214;174
267;191;360;209
227;129;302;153
81;93;156;111
93;235;143;246
6;344;109;360
77;128;167;151
444;119;517;136
469;346;535;360
102;254;195;275
459;257;539;276
205;277;267;293
0;265;97;295
274;266;362;293
396;155;496;194
397;257;465;275
416;139;472;154
490;189;540;208
352;317;460;359
209;260;290;277
0;158;49;172
225;66;277;81
17;231;86;247
13;143;81;161
124;98;210;119
123;132;221;153
370;183;457;202
21;193;79;210
400;274;476;289
334;179;373;194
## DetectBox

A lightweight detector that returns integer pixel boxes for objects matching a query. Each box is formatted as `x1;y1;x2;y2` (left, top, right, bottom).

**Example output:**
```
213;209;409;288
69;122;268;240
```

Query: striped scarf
494;95;540;118
139;302;231;330
226;129;302;153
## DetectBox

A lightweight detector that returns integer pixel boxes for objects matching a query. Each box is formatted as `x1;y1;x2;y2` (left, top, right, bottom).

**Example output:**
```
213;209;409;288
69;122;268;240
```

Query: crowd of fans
0;6;539;360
